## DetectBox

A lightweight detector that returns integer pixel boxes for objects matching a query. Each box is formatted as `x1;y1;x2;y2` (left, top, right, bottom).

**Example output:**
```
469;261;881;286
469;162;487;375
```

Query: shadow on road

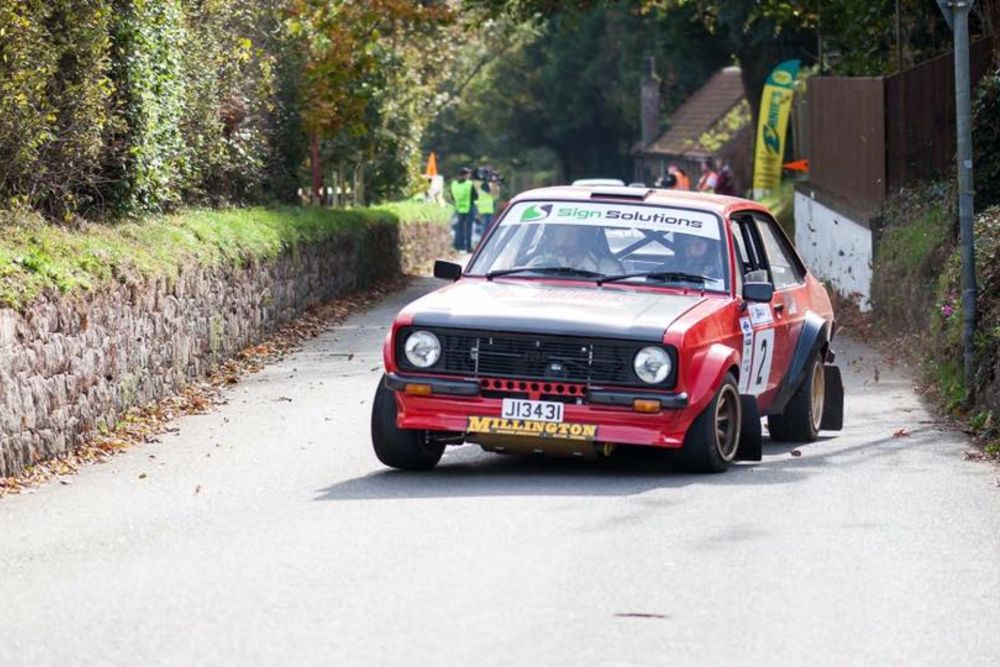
314;442;813;501
316;420;955;501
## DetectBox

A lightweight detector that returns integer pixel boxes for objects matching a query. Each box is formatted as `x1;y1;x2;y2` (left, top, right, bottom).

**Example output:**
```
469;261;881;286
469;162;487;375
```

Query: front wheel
674;373;742;473
371;377;444;470
767;355;825;443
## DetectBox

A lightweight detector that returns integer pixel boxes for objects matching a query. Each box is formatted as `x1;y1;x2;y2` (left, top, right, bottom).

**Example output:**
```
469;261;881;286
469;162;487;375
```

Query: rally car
371;185;844;473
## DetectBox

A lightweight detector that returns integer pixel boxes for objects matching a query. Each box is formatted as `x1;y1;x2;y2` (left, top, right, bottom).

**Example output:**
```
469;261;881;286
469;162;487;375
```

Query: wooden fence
806;39;993;215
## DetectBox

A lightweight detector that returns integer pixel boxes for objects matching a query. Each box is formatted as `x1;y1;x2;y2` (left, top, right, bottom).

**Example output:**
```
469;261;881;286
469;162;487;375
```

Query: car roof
509;185;770;218
571;178;625;186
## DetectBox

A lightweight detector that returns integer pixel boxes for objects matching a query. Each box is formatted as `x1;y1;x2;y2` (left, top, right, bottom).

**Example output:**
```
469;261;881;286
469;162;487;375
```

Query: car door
750;212;810;408
728;213;793;409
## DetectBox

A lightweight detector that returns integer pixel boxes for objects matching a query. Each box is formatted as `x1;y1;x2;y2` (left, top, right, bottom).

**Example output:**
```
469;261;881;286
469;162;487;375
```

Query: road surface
1;278;999;666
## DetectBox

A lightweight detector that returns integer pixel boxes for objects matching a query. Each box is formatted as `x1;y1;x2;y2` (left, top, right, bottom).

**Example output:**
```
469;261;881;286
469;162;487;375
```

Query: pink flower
941;303;954;318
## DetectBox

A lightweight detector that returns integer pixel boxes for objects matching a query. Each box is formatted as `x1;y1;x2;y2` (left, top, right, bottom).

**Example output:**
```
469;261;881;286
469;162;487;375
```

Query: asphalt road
1;278;999;666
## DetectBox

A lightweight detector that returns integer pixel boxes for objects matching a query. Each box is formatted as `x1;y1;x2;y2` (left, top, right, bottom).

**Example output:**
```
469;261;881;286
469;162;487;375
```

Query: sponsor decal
520;203;553;221
738;317;754;393
467;416;598;441
506;201;721;240
748;303;774;325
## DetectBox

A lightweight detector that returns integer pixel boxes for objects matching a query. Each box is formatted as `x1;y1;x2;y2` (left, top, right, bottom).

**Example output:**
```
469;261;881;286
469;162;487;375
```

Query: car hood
405;279;705;342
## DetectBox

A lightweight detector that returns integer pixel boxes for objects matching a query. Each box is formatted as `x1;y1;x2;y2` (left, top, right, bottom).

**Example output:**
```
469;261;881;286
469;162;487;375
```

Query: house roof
635;66;751;159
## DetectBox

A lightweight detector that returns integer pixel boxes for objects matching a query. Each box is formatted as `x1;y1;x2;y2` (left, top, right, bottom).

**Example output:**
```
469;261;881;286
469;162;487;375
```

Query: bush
0;0;113;218
0;0;302;219
973;68;1000;211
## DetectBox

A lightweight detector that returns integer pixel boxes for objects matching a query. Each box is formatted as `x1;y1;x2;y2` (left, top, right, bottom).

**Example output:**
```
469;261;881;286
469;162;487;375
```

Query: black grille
397;327;676;389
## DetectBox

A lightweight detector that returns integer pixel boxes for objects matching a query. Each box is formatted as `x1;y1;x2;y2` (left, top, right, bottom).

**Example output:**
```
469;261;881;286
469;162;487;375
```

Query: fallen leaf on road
138;473;147;479
273;396;293;402
195;484;202;494
59;478;72;485
790;449;802;457
614;612;669;619
874;366;880;383
964;450;985;461
892;428;910;438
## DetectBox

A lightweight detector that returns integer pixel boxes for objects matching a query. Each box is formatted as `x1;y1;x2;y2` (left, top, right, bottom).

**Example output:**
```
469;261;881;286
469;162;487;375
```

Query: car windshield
468;200;729;292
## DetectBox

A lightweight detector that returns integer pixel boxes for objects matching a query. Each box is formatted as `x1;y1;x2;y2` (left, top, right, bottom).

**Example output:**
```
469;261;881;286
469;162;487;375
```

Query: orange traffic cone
424;152;439;177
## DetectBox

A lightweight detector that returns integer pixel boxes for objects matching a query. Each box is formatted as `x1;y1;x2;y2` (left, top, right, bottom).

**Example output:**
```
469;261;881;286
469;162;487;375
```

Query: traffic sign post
938;0;978;399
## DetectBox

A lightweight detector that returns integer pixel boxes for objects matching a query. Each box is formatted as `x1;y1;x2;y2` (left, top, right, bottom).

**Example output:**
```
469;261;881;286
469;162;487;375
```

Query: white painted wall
794;190;873;311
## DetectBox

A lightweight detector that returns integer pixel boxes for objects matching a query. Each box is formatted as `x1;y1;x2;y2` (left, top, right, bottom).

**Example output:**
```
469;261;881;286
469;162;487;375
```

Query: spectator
668;164;690;191
697;158;719;193
715;161;738;196
449;167;477;252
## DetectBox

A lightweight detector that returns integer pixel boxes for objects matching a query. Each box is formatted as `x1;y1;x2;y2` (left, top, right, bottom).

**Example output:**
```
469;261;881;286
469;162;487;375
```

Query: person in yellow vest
474;177;496;247
449;167;477;252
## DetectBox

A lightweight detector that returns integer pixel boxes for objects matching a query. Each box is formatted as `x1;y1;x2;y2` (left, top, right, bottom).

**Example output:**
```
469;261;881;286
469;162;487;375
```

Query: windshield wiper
598;271;711;286
485;266;606;281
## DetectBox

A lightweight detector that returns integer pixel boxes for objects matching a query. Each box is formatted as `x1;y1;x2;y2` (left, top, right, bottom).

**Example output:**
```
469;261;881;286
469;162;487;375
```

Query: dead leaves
892;428;910;438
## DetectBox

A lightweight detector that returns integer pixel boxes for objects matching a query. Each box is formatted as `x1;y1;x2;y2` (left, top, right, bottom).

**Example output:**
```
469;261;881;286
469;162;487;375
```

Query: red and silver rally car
372;185;844;473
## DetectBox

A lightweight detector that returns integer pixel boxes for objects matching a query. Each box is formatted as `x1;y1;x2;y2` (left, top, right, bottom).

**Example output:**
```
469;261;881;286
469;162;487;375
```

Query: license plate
501;398;564;423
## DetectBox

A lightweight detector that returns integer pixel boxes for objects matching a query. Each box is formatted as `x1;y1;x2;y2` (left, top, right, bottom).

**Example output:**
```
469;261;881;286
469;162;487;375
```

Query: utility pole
937;0;978;399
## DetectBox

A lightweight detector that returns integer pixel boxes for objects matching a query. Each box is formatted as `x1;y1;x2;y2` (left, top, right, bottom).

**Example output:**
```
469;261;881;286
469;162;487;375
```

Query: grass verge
0;203;452;310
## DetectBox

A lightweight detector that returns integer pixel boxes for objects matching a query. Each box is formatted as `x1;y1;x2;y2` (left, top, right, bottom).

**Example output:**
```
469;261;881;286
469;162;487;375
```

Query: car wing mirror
743;281;775;303
433;260;463;281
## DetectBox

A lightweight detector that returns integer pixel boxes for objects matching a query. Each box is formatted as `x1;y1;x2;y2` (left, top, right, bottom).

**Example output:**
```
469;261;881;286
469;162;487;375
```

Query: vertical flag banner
753;60;800;197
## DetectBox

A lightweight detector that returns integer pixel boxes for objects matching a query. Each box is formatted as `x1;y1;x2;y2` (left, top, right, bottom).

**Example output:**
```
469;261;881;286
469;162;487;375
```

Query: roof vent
589;186;652;201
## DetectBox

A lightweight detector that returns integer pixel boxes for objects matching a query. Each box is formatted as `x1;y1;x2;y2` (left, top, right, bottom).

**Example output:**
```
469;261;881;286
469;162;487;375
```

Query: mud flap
820;365;844;431
736;394;762;461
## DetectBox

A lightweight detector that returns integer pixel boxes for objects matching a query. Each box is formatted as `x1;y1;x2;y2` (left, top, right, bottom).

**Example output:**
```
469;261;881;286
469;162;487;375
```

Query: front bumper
387;372;696;449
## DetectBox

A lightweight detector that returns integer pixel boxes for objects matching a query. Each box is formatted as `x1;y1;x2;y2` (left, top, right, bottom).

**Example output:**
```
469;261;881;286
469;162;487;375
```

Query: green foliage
0;201;446;308
103;0;188;216
0;0;303;219
0;0;113;217
872;184;1000;425
374;202;452;225
973;69;1000;210
428;2;729;182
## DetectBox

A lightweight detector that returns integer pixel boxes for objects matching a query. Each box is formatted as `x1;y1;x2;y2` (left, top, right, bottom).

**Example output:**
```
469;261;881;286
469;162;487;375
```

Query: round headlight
404;330;441;368
634;346;671;384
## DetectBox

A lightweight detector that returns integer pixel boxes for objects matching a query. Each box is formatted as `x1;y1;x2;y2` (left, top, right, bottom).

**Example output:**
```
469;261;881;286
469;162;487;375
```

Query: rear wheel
371;376;444;470
767;355;825;442
674;373;742;473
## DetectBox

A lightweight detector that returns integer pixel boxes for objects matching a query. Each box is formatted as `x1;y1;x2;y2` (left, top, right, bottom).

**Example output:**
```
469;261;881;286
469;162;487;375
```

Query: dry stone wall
0;221;451;476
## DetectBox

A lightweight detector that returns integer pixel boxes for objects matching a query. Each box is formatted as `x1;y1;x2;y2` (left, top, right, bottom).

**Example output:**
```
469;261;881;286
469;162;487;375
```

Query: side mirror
743;281;774;303
433;260;463;281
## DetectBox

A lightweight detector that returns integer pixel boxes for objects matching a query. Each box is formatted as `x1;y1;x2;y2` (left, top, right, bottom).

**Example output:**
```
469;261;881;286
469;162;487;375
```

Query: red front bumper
391;374;698;449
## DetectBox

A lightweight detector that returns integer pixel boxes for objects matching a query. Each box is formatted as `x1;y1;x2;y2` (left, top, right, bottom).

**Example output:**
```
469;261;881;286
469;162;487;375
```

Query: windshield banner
506;201;721;240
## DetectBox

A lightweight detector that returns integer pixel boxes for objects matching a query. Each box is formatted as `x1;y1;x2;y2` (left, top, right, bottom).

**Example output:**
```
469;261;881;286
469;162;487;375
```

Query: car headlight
403;330;441;368
633;346;671;384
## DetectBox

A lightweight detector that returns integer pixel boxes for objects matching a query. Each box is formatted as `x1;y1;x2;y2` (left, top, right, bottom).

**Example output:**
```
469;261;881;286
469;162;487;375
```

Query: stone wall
0;220;450;476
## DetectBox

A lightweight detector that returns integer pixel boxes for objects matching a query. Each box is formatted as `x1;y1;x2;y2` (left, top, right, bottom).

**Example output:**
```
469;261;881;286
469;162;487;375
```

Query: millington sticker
467;416;597;441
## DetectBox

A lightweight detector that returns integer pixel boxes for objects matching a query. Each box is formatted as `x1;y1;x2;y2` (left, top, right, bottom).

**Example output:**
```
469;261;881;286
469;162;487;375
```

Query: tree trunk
310;134;321;205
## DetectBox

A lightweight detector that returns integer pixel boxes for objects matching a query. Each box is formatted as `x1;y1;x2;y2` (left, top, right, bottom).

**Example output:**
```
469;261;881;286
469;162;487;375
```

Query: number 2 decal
748;328;775;396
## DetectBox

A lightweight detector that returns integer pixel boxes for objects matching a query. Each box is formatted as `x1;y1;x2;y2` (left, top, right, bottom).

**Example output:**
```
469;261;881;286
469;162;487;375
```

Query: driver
528;224;623;274
674;233;722;278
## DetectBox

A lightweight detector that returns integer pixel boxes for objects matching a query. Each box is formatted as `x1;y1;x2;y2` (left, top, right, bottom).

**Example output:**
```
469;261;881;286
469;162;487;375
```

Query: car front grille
397;327;676;389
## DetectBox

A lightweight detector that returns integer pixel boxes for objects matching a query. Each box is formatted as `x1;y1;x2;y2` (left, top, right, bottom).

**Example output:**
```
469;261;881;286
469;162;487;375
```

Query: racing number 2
748;328;775;396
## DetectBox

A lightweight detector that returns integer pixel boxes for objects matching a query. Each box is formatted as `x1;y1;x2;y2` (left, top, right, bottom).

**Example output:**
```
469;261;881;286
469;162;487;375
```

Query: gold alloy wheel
810;359;826;433
714;384;741;461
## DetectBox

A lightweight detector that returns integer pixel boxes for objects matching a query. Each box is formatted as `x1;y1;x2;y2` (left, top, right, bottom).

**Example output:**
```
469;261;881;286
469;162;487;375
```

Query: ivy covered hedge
871;185;1000;450
0;202;452;310
0;0;300;219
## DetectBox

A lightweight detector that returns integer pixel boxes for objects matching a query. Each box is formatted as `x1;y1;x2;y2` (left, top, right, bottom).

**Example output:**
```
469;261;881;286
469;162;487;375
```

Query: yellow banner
753;60;800;197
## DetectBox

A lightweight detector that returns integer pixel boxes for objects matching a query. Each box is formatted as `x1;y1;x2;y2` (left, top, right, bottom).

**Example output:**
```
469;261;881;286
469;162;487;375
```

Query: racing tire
674;373;742;473
371;376;444;471
767;354;825;443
